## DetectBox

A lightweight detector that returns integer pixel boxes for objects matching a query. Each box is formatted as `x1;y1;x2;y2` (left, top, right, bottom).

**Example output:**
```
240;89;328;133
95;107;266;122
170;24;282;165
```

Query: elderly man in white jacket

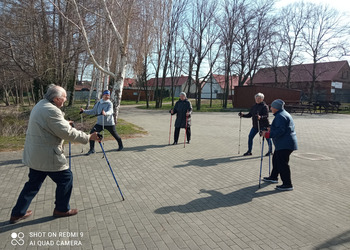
10;85;99;224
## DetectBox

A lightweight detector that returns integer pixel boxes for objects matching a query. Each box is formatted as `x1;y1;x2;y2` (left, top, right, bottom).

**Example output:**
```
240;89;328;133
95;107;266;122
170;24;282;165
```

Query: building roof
206;74;248;89
253;60;349;84
74;78;137;91
147;75;191;87
124;78;137;88
75;82;92;91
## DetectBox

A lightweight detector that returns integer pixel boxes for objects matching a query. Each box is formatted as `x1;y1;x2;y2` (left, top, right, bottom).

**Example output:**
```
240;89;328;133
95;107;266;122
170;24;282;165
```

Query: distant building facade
147;75;196;97
252;60;350;102
201;74;247;99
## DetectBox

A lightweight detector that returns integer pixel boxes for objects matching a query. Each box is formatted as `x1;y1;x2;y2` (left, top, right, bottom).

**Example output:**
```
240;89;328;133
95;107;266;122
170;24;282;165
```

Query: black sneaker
265;152;273;156
172;142;178;145
187;141;190;144
263;177;278;183
275;185;293;191
117;146;123;151
243;151;252;156
85;149;95;156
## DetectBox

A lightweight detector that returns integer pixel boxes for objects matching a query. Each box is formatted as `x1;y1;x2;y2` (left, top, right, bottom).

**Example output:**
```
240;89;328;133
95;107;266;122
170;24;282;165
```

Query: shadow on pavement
69;144;170;157
314;229;350;249
0;159;24;166
174;155;262;168
0;216;56;234
154;184;277;214
109;144;170;153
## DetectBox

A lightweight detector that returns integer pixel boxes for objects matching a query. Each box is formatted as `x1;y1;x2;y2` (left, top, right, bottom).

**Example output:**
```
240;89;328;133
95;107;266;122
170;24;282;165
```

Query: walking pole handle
97;133;103;142
68;118;75;128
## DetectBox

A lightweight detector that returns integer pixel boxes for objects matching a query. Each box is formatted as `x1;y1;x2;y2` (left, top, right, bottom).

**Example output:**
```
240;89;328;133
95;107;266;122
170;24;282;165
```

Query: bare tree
262;31;284;87
233;0;276;87
302;3;349;101
219;0;245;108
150;0;170;108
187;0;218;110
159;0;188;108
278;1;309;88
131;0;156;108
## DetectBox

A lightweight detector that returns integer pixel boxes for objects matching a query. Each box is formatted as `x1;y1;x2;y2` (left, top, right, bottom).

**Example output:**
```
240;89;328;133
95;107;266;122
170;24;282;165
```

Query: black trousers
174;127;191;143
89;124;123;150
12;168;73;216
270;149;293;186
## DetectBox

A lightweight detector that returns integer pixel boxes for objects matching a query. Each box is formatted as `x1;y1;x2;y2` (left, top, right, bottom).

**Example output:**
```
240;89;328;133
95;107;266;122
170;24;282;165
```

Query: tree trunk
2;86;10;106
19;82;24;105
26;85;32;106
68;51;80;106
31;85;36;103
210;75;213;108
87;66;97;109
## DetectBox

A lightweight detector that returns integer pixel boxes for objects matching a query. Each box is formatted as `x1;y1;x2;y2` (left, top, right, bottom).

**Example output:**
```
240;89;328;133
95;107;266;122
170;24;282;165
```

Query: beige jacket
23;99;90;172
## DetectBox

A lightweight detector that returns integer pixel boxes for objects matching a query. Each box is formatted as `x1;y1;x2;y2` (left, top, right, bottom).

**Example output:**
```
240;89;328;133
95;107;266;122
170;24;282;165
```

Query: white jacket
83;99;115;126
23;99;90;172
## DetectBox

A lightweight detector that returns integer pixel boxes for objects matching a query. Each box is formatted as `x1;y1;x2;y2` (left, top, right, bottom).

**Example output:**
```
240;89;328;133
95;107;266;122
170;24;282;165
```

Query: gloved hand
79;108;84;114
262;131;270;138
238;112;242;117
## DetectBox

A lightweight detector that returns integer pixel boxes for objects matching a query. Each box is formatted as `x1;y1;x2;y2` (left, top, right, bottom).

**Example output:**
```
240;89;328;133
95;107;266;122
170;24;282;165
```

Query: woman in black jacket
170;92;192;145
239;93;272;156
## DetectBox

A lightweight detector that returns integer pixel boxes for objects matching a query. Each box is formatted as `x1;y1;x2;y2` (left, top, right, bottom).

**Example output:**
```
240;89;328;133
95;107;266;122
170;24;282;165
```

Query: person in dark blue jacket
170;92;192;145
262;99;298;191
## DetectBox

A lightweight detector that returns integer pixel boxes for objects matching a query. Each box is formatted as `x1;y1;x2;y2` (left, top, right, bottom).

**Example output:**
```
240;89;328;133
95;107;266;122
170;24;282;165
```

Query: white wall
202;82;222;99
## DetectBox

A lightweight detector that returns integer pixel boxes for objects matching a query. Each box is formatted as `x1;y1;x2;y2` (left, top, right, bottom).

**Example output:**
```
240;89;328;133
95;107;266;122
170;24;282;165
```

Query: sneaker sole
263;179;278;183
275;187;294;191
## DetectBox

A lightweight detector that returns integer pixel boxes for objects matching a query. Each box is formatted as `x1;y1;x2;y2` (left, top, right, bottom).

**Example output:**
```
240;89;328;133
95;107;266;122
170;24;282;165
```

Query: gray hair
255;93;264;99
44;84;66;102
180;92;187;97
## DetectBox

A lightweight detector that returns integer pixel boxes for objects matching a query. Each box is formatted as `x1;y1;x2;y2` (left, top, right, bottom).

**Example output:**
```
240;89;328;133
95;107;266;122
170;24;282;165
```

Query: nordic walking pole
69;142;71;170
168;113;173;145
184;113;189;148
257;112;261;145
68;118;75;170
259;137;265;188
98;134;125;201
80;108;84;153
238;111;242;154
268;140;271;175
102;111;105;159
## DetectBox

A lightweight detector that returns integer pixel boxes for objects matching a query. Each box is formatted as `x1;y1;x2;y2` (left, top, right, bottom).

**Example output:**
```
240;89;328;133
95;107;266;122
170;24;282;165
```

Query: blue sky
81;0;350;81
276;0;350;13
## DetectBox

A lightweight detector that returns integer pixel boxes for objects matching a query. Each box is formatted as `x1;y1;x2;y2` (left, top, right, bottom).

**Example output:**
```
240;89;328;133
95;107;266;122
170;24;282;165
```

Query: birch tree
61;0;135;121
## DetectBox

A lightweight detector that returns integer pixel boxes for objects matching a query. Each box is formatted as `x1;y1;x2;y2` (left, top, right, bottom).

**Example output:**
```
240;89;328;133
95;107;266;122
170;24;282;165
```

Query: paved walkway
1;106;350;250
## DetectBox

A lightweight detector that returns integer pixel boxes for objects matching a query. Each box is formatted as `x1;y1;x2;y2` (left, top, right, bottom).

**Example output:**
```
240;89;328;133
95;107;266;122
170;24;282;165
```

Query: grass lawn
121;97;173;106
339;103;350;114
0;103;146;152
137;98;234;112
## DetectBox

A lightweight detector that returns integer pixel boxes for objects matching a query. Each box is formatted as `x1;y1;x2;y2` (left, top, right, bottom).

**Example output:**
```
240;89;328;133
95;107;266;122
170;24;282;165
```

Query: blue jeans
11;168;73;216
248;127;272;153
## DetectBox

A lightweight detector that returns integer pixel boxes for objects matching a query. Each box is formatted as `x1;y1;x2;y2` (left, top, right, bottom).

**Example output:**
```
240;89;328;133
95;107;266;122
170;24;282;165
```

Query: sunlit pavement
1;106;350;249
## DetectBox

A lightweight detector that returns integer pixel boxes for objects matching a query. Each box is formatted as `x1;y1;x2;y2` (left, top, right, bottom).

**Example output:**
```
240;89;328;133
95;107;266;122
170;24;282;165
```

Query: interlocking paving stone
1;106;350;249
